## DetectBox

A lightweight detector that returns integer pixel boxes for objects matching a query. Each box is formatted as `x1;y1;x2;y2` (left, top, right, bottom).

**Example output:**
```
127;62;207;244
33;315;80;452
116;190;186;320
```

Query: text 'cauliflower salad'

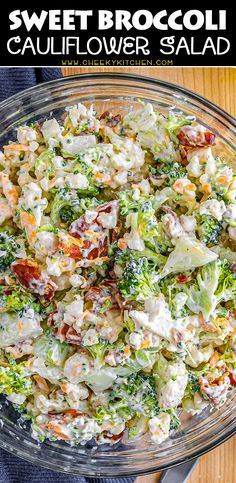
0;101;236;447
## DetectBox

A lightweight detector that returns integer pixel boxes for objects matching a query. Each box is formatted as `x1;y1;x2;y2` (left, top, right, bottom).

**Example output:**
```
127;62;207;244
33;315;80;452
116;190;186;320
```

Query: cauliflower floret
162;213;183;240
148;412;171;444
173;178;196;201
55;173;89;190
123;103;157;132
156;361;188;409
69;273;84;287
187;147;215;178
17;126;37;144
65;103;100;132
19;182;48;226
46;254;75;277
60;382;89;410
63;294;84;327
61;134;97;155
7;393;26;405
34;392;68;414
97;206;118;229
223;203;236;223
128;331;143;349
41;119;61;140
124;231;145;251
96;311;123;343
35;231;58;258
180;214;197;233
64;352;92;384
199;199;226;221
129;295;184;343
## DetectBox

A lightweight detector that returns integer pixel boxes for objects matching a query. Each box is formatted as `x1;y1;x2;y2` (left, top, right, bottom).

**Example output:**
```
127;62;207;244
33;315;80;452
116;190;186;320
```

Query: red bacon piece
58;232;84;259
67;201;119;261
85;279;121;313
11;259;55;306
98;430;124;445
99;111;121;127
176;274;192;284
177;125;216;147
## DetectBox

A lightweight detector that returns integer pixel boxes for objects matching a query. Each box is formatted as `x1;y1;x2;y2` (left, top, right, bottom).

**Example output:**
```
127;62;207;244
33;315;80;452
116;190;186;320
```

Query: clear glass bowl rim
0;72;235;478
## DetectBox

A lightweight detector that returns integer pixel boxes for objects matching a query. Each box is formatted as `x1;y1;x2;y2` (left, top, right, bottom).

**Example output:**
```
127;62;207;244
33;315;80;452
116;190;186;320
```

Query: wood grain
62;67;236;483
62;67;236;117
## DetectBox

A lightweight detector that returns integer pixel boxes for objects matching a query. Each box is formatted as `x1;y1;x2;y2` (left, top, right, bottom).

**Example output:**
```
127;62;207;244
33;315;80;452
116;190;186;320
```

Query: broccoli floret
158;274;190;318
115;248;166;268
184;260;236;320
119;189;154;216
184;261;220;320
60;197;102;224
0;230;19;272
186;372;200;395
50;187;102;225
0;361;33;397
119;257;160;301
110;372;159;419
215;260;236;305
166;112;195;143
196;214;223;246
150;162;187;187
165;408;181;430
0;286;37;313
86;340;108;366
119;191;171;255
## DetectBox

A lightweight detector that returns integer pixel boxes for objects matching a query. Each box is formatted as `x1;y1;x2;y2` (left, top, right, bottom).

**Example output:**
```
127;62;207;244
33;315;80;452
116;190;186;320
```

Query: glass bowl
0;73;235;478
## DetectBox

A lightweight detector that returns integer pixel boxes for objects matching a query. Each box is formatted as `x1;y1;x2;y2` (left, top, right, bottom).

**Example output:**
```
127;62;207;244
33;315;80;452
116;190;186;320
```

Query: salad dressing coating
0;102;236;446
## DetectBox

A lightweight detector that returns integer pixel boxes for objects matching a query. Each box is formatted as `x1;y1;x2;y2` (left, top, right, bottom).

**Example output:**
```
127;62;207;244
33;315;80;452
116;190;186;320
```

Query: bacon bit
99;111;110;120
63;326;82;345
85;280;120;313
176;274;192;284
199;373;230;407
33;375;50;393
177;126;216;147
100;111;121;127
58;232;83;259
107;115;121;127
55;322;82;346
11;258;55;306
228;370;236;387
69;201;119;261
99;430;124;444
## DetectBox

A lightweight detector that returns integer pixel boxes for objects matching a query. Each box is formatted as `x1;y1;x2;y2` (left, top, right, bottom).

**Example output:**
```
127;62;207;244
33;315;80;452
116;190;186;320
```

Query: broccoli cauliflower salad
0;101;236;447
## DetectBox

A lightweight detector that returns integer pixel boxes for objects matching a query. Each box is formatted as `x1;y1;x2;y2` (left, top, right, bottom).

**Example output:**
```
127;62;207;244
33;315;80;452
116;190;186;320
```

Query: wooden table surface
62;67;236;483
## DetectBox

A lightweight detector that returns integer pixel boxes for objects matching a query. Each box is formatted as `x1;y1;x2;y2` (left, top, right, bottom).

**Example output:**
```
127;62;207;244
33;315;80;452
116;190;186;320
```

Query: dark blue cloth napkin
0;67;62;102
0;67;136;483
0;447;135;483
